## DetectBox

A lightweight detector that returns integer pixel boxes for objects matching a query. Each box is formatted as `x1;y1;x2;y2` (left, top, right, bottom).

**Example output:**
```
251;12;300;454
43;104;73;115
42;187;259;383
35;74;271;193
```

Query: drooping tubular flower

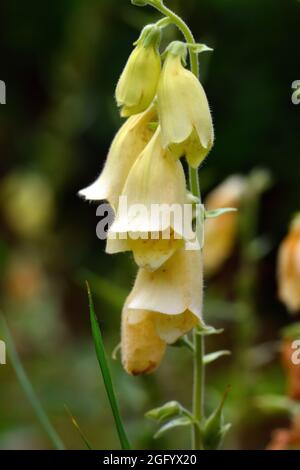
78;105;156;211
106;128;190;270
157;41;214;168
116;25;162;117
122;249;203;375
121;303;166;376
204;176;247;276
278;214;300;312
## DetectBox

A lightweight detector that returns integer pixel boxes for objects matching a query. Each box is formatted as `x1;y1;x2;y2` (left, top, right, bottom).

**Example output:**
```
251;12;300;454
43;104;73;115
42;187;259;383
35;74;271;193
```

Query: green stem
0;314;65;450
192;331;205;449
155;17;172;28
149;1;199;77
148;0;204;450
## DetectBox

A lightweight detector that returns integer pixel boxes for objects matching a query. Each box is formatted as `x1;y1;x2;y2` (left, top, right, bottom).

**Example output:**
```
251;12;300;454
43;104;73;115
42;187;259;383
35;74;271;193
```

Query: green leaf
196;325;224;336
204;350;231;365
205;208;238;219
187;43;214;54
77;269;127;311
254;395;300;417
0;314;65;450
64;405;93;450
86;282;131;450
146;401;188;423
202;386;231;450
154;416;193;439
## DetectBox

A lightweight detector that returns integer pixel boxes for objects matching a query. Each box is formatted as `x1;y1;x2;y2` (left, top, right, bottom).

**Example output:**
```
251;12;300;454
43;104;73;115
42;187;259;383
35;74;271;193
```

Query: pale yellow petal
106;232;184;271
121;302;166;376
78;105;156;210
116;45;161;117
158;55;214;155
110;127;187;235
154;311;199;344
128;248;203;320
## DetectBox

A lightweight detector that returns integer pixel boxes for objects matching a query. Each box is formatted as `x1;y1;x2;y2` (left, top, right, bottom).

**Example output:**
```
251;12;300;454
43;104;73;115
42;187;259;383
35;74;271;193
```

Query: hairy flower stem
148;0;205;450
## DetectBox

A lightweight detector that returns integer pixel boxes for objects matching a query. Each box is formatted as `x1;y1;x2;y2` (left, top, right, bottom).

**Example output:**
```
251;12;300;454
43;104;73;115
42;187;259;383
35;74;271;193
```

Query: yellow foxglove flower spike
78;105;156;211
278;214;300;313
121;249;203;375
157;41;214;168
106;127;189;270
116;25;162;117
204;176;247;276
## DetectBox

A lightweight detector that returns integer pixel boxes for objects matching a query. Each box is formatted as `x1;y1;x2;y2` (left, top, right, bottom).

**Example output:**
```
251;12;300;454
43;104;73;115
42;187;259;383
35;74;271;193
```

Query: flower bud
116;25;161;117
157;42;214;168
278;214;300;313
78;105;156;210
146;401;183;422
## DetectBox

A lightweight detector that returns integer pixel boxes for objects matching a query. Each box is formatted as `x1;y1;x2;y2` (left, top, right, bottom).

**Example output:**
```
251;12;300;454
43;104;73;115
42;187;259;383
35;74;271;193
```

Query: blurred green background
0;0;299;450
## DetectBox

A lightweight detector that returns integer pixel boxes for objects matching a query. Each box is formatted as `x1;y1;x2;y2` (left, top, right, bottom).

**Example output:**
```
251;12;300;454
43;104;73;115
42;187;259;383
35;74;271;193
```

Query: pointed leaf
64;405;93;450
146;401;186;423
204;350;231;365
87;282;131;450
197;325;224;336
203;386;231;450
187;43;214;54
154;416;193;439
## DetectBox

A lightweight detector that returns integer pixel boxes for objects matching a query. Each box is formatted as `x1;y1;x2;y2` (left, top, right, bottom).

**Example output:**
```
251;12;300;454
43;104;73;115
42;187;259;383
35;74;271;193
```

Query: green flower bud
146;401;183;422
116;25;161;117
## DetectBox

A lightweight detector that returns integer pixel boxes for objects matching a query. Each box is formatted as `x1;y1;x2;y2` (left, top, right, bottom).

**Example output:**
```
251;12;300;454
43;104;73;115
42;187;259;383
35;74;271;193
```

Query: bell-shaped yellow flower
122;304;166;376
157;42;214;168
128;248;203;321
106;128;189;270
121;248;203;375
116;25;161;117
204;176;246;276
78;105;156;210
278;214;300;313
